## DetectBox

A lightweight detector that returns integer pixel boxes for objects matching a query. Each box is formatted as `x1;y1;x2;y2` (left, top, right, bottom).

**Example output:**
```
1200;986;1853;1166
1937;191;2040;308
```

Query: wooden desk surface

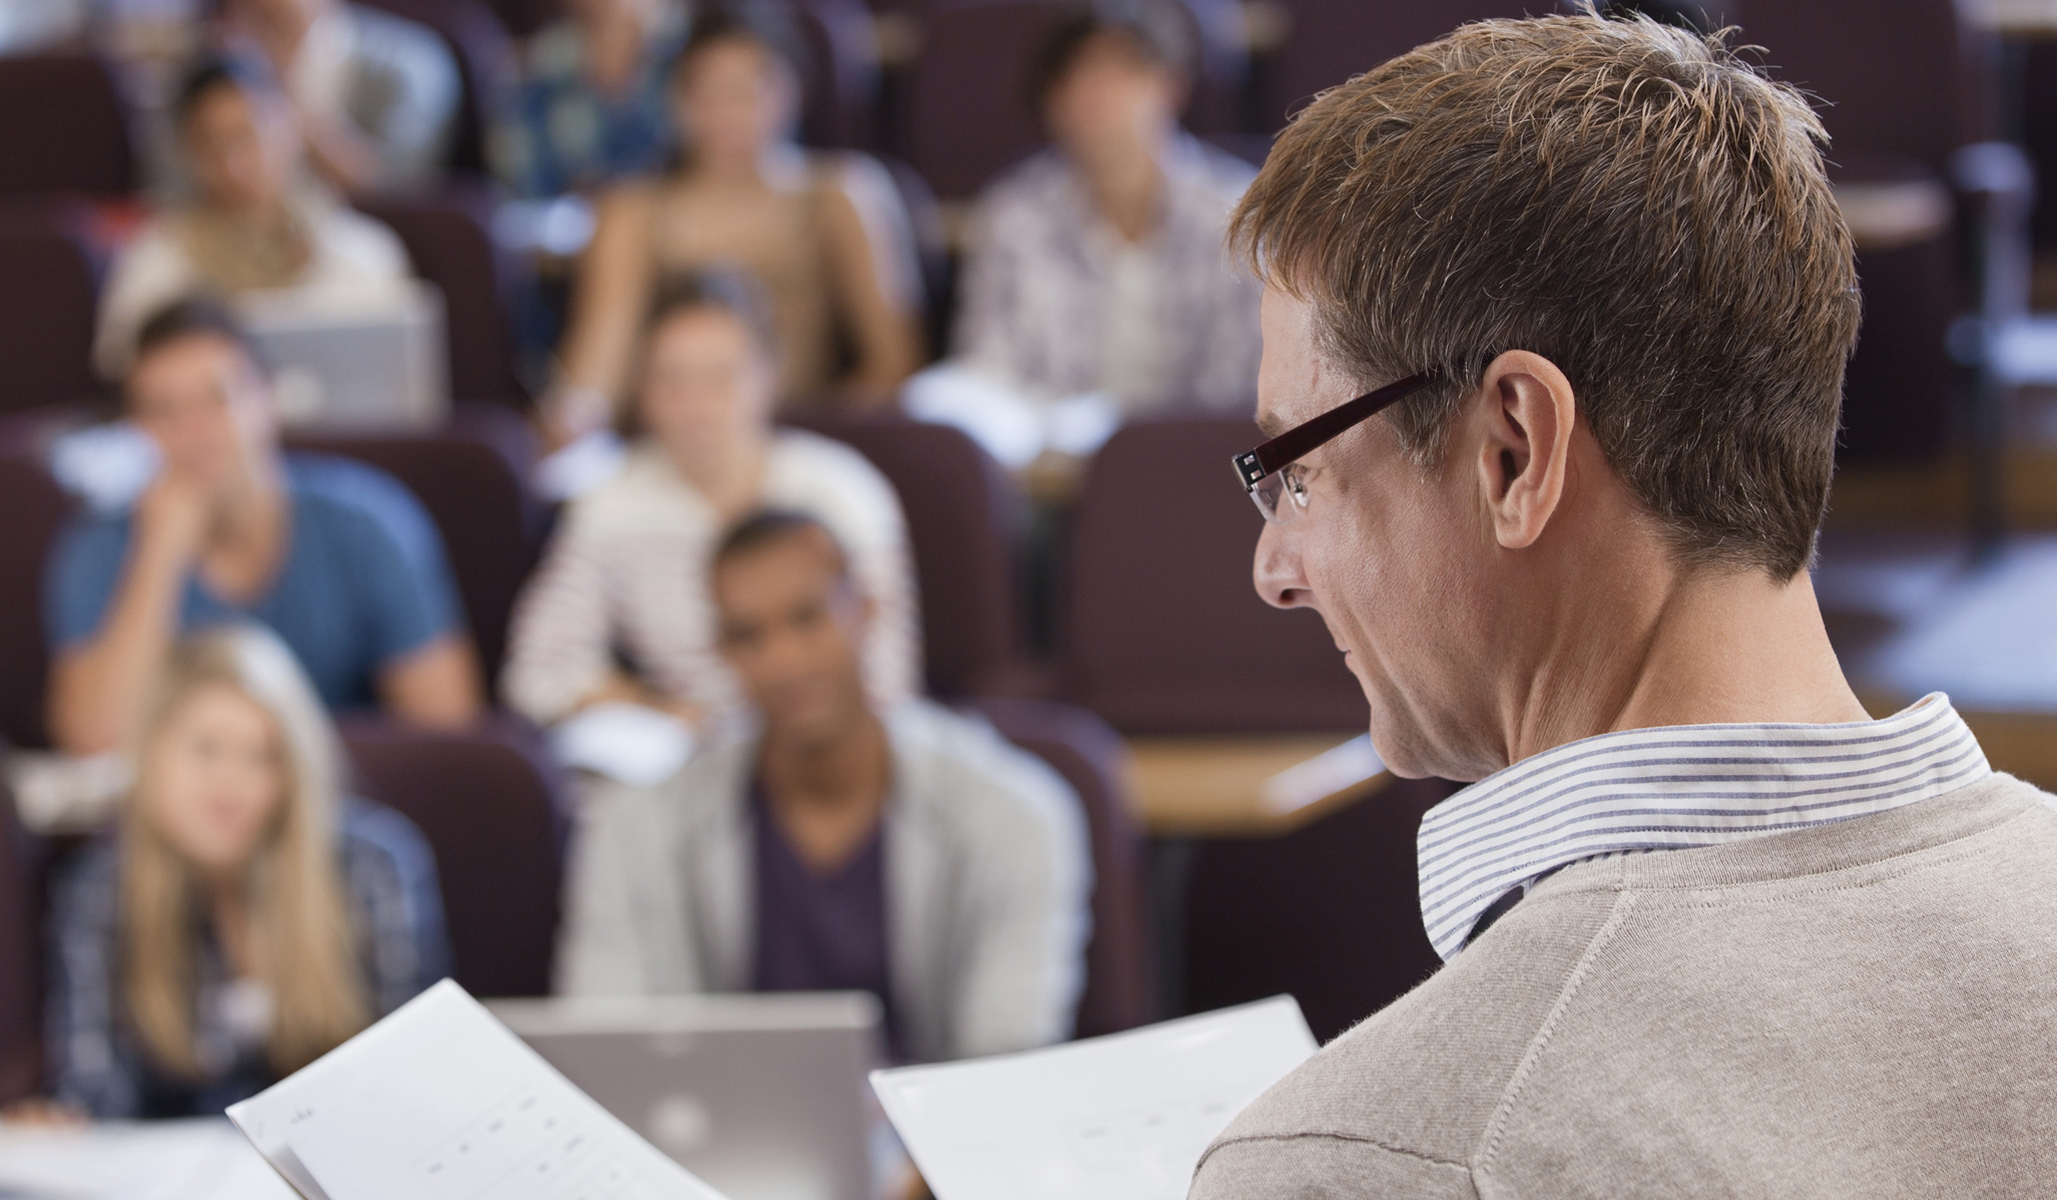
1125;734;1390;837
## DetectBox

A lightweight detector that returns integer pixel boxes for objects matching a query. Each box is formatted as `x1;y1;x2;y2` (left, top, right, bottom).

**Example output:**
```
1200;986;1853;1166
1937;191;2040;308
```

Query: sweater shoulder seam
1472;887;1639;1173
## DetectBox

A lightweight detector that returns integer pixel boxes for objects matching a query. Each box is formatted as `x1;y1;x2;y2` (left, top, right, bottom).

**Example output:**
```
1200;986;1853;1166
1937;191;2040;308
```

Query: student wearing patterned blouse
942;4;1262;423
45;626;447;1119
495;0;687;198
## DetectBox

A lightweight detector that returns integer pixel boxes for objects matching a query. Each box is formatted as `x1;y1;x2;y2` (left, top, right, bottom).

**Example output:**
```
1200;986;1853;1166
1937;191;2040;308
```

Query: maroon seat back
340;716;565;997
1265;0;1539;122
360;0;520;178
968;697;1152;1037
286;419;543;697
0;54;135;198
0;221;100;416
0;455;78;750
794;0;886;149
483;0;560;38
1743;0;1987;174
1743;0;1991;465
354;192;529;406
1183;774;1457;1041
782;414;1022;698
1063;417;1363;734
0;796;43;1106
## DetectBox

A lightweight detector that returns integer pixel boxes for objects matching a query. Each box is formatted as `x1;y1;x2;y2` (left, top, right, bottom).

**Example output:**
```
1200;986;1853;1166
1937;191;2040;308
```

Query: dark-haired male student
557;511;1091;1063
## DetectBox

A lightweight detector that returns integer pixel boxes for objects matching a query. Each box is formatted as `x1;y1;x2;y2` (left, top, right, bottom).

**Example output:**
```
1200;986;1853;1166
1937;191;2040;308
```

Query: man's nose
1253;522;1314;611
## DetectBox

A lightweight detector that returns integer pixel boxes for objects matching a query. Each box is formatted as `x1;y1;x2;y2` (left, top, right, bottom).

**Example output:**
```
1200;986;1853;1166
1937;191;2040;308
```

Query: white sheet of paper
869;996;1318;1200
226;980;732;1200
0;1118;296;1200
549;703;696;787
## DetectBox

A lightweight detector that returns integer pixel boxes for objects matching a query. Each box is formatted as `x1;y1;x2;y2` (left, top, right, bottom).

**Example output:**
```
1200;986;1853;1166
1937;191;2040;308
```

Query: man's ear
1473;350;1577;551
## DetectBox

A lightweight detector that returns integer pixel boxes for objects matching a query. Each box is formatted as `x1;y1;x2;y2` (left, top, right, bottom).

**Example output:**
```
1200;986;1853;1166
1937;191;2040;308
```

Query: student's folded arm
819;181;921;396
551;184;659;435
354;494;483;728
44;517;194;757
379;635;483;730
499;531;623;726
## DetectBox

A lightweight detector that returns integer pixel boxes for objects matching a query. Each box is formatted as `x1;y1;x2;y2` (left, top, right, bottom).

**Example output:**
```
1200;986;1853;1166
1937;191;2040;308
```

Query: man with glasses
1192;12;2056;1198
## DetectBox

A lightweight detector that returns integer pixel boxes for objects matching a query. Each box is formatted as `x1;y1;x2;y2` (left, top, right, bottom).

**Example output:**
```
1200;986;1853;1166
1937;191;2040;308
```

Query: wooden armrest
1833;179;1953;253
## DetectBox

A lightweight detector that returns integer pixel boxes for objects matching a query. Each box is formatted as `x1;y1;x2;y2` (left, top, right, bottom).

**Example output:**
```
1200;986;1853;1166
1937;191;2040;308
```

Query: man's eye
1285;471;1310;501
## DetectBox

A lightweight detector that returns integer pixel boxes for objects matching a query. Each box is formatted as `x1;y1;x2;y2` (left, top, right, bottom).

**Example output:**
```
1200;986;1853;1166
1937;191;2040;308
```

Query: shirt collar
1416;693;1991;961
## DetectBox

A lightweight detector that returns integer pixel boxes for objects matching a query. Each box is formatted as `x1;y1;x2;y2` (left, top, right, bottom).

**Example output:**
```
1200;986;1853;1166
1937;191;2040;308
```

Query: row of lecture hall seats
0;0;2023;469
0;414;1369;752
0;695;1158;1107
0;410;1451;1102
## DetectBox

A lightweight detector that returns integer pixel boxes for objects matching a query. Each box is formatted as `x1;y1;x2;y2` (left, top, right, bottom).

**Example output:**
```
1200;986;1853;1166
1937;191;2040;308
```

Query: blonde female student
45;625;448;1118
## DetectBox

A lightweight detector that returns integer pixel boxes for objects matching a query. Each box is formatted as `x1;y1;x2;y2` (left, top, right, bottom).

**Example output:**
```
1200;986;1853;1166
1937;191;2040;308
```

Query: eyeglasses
1231;369;1439;523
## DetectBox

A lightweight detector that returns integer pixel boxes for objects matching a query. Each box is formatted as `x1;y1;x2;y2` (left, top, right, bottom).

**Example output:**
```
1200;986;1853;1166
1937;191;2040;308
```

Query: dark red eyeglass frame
1231;369;1440;493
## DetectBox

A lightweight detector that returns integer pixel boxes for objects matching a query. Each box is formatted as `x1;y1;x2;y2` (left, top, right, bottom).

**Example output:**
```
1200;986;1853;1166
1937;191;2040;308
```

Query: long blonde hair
119;625;370;1078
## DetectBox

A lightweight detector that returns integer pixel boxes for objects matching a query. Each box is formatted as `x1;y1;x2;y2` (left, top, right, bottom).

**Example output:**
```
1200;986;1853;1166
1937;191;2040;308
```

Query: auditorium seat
288;415;546;698
0;791;43;1106
894;0;1251;198
1744;0;1998;467
482;0;559;38
339;715;566;998
0;54;136;198
783;413;1025;698
969;697;1153;1037
0;218;101;417
354;190;531;407
359;0;520;179
0;454;78;751
794;0;887;150
1061;417;1364;735
1263;0;1540;119
1181;773;1457;1042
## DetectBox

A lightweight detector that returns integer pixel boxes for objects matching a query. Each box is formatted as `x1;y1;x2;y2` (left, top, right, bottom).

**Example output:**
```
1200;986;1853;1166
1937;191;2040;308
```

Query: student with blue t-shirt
45;297;482;756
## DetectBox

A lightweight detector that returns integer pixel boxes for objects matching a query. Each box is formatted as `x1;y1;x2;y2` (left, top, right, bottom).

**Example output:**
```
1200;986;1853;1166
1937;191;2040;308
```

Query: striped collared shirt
1416;693;1992;961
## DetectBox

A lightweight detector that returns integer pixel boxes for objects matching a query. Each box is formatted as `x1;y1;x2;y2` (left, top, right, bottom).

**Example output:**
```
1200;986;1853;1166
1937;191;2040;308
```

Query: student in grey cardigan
1194;12;2057;1198
556;511;1090;1063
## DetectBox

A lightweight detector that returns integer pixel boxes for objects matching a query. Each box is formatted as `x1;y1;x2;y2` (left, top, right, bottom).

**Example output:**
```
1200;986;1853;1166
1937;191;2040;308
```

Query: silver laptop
488;992;882;1200
240;282;450;431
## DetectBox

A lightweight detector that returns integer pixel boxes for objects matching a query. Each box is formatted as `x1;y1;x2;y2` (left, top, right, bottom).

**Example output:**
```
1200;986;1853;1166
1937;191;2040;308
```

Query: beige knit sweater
1190;774;2057;1198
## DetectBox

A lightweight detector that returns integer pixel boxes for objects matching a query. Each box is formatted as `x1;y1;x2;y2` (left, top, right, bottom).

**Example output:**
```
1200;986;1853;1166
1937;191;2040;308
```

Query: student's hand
0;1096;87;1126
133;470;212;571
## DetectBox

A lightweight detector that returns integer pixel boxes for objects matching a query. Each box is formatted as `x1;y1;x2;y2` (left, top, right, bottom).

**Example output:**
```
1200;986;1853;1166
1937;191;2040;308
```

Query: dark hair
646;267;780;358
132;296;267;376
711;509;851;582
672;3;812;91
171;53;277;129
1028;0;1195;112
1229;13;1857;580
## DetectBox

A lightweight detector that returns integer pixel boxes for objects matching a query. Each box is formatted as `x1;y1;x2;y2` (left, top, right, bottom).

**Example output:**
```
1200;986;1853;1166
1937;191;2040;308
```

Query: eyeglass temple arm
1232;370;1436;489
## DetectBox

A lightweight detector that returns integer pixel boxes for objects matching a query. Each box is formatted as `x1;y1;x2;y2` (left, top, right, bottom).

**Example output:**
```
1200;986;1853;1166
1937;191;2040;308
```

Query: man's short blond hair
1231;12;1859;578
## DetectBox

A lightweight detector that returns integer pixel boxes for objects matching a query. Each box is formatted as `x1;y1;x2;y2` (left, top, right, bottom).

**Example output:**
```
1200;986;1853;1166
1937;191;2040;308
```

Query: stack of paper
0;1119;293;1200
869;996;1317;1200
226;980;732;1200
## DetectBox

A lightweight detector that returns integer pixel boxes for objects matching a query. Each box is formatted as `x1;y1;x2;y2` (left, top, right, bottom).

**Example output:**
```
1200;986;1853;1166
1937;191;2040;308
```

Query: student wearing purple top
555;511;1091;1063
